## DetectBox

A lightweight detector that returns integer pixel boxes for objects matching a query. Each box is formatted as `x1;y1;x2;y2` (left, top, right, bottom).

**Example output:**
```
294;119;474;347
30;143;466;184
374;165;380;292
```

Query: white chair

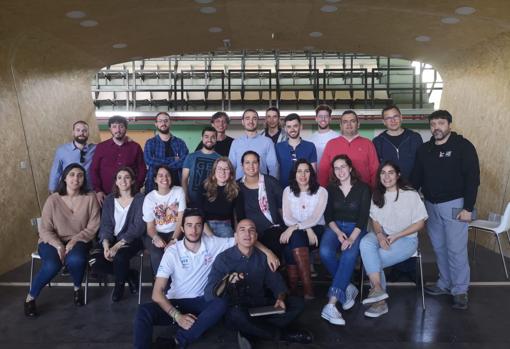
469;202;510;279
360;249;425;310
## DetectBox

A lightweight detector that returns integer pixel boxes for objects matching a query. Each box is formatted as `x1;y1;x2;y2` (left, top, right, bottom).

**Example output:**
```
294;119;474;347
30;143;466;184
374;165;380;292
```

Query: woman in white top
281;159;327;299
94;167;145;302
360;161;428;318
143;165;186;275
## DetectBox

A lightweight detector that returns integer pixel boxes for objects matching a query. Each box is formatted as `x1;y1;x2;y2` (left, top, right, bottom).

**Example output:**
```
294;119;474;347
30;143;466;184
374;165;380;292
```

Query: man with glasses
318;110;379;188
49;120;96;192
144;112;189;193
308;105;339;176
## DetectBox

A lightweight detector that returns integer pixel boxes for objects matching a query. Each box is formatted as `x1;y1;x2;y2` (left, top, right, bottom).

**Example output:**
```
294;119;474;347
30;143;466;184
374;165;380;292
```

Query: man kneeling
205;219;313;348
133;210;278;348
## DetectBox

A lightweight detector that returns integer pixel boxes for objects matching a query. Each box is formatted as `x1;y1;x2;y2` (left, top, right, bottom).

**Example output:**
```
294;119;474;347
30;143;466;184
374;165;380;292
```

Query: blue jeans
360;232;418;290
319;221;365;304
133;296;228;349
29;241;89;298
208;220;234;238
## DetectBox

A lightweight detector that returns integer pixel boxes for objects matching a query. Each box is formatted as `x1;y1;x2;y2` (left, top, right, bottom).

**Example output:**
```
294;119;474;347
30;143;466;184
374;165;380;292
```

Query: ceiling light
200;7;217;14
303;46;315;51
112;43;128;49
441;17;460;24
208;27;223;33
324;0;341;3
66;11;86;19
415;35;431;42
320;5;338;13
195;0;214;3
80;20;98;27
309;31;323;38
455;6;476;15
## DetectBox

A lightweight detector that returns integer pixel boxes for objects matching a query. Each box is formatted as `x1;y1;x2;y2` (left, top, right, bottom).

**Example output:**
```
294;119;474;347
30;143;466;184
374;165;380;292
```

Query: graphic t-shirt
143;187;187;233
183;150;220;206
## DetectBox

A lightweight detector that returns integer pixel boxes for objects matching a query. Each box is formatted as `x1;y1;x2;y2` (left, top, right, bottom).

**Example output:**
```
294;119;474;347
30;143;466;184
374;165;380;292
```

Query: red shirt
318;135;379;189
90;138;146;194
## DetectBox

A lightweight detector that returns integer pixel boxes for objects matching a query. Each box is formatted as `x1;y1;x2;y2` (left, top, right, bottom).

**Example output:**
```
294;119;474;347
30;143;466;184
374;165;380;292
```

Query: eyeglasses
383;115;401;121
216;167;231;172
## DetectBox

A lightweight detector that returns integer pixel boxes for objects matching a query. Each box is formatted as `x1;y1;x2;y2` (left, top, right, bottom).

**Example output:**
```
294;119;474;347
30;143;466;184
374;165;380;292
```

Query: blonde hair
203;157;239;202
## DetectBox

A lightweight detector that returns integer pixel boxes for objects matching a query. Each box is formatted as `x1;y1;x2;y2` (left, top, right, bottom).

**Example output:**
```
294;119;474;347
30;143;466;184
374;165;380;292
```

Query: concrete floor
1;233;510;349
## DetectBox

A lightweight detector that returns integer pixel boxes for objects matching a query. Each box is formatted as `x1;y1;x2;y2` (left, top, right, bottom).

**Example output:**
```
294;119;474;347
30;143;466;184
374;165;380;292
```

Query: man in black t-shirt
195;112;234;156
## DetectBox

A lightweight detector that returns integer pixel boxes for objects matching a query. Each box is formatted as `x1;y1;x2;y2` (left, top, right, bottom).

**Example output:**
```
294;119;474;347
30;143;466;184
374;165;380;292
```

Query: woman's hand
279;225;297;244
377;233;390;250
306;228;319;247
336;231;348;244
65;239;77;255
152;235;166;249
387;234;399;245
55;243;66;262
341;237;354;251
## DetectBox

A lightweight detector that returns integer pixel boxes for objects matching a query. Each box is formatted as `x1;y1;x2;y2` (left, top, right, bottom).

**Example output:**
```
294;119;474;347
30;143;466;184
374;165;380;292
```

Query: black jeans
92;238;143;284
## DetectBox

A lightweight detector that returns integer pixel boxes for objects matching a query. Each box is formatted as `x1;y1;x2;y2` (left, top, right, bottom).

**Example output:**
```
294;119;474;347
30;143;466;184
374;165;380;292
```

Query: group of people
24;103;480;348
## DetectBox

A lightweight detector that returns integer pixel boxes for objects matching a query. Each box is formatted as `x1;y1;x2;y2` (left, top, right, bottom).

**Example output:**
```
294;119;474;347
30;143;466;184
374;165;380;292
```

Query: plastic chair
469;202;510;279
360;249;425;310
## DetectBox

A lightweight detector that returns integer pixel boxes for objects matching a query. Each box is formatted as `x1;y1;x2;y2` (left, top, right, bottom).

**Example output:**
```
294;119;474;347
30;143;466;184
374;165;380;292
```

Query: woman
281;159;327;299
319;154;371;326
143;165;186;275
200;157;239;238
24;163;100;317
92;167;145;302
360;161;427;318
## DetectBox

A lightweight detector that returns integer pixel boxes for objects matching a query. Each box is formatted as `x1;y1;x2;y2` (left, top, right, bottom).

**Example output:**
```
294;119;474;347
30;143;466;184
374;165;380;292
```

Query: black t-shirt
199;185;237;221
385;132;406;148
195;136;234;157
265;129;281;144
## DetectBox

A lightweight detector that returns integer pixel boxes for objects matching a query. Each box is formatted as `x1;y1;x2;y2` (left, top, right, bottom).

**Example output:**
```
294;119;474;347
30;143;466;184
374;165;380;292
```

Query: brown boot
287;265;299;295
292;247;314;299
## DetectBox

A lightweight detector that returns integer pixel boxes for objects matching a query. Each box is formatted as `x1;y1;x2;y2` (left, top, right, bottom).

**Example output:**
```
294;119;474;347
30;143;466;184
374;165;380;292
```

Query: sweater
324;181;371;230
411;132;480;211
39;192;100;246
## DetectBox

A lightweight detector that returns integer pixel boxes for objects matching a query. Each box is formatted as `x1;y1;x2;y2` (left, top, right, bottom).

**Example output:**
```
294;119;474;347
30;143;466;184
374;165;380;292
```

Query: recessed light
66;11;86;19
441;17;460;24
309;31;323;38
320;5;338;13
80;20;98;27
415;35;431;42
200;7;217;14
324;0;341;3
112;43;128;49
455;6;476;15
195;0;214;3
208;27;223;33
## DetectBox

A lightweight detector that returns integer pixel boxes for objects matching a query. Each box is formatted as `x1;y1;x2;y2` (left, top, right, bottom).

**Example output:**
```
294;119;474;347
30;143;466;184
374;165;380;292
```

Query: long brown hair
203;157;239;202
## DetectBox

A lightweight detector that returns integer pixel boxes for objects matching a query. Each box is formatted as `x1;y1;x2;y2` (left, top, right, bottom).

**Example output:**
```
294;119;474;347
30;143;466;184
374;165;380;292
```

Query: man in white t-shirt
133;209;279;349
307;104;339;173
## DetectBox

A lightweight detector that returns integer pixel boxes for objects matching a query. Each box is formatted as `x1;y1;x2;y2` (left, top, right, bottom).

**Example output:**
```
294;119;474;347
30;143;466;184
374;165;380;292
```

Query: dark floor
1;232;510;349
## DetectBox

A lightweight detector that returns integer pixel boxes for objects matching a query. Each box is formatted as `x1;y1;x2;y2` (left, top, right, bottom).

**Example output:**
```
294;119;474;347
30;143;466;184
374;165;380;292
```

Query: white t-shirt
157;235;235;299
308;129;339;166
369;189;428;238
113;199;131;236
143;187;186;233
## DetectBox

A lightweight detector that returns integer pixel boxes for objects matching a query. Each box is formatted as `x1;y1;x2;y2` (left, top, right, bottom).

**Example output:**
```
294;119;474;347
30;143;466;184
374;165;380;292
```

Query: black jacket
411;132;480;211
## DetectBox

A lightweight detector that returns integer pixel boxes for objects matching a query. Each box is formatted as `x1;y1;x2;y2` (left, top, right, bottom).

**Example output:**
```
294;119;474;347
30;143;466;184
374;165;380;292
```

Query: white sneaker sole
364;307;389;318
362;292;389;305
321;311;346;326
342;287;359;310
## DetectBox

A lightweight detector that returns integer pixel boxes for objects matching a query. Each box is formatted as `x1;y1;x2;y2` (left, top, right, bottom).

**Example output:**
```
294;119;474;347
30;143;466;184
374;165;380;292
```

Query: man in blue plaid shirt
144;112;189;193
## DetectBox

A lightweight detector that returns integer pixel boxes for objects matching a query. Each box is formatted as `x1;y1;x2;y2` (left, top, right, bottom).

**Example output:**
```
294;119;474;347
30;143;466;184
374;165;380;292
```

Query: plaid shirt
144;134;189;192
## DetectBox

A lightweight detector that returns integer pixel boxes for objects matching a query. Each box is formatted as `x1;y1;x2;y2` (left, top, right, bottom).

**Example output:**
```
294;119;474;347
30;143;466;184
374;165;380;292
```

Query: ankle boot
287;265;299;295
292;247;314;299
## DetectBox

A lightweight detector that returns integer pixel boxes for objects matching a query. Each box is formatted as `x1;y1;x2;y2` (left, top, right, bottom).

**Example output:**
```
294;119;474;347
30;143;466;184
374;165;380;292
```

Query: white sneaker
321;304;346;326
342;283;359;310
364;301;389;318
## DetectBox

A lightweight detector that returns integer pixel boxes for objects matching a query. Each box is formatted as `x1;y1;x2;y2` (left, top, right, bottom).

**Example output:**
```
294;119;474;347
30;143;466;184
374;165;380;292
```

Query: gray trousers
425;198;470;295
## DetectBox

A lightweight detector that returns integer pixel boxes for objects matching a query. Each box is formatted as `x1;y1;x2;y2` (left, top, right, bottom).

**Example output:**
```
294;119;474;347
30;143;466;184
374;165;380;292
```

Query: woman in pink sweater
24;163;100;317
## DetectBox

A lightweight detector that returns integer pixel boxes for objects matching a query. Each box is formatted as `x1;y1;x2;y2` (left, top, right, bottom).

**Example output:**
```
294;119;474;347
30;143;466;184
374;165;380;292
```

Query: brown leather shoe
292;247;314;299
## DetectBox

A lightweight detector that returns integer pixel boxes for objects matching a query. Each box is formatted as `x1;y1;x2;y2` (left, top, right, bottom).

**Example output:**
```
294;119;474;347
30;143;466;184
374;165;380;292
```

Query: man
372;105;423;180
194;111;234;156
229;109;278;179
49;120;96;192
182;126;220;206
411;110;480;310
90;115;146;205
144;112;189;193
260;106;287;144
307;104;339;170
318;110;379;188
275;113;317;188
133;210;279;349
205;219;312;348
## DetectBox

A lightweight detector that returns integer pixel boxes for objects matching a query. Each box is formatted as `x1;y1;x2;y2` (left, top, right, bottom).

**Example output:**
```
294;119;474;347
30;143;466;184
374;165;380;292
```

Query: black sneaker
424;285;450;296
24;299;38;318
237;331;253;349
74;289;85;306
111;283;124;302
452;293;468;310
127;269;139;294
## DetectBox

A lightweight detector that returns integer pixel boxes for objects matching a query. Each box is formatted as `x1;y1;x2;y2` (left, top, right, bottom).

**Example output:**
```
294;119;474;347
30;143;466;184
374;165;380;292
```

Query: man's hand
274;298;286;311
456;209;472;222
95;192;106;207
227;272;244;284
266;251;280;272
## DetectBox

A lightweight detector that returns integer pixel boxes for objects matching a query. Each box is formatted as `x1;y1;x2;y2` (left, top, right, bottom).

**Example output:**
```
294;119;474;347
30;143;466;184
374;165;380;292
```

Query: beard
318;123;329;130
74;136;88;145
203;143;215;151
185;234;202;244
158;127;170;134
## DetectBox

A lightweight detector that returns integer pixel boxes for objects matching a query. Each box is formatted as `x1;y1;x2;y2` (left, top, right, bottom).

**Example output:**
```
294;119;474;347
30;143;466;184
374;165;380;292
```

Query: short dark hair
329;154;360;186
111;166;138;198
284;113;301;124
265;106;280;117
182;208;205;226
108;115;128;128
153;165;175;191
242;108;258;119
241;150;260;164
56;163;89;196
72;120;88;129
428;110;452;124
381;105;401;117
202;126;217;136
315;104;332;116
340;110;358;123
289;159;319;197
211;111;229;124
156;112;170;120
